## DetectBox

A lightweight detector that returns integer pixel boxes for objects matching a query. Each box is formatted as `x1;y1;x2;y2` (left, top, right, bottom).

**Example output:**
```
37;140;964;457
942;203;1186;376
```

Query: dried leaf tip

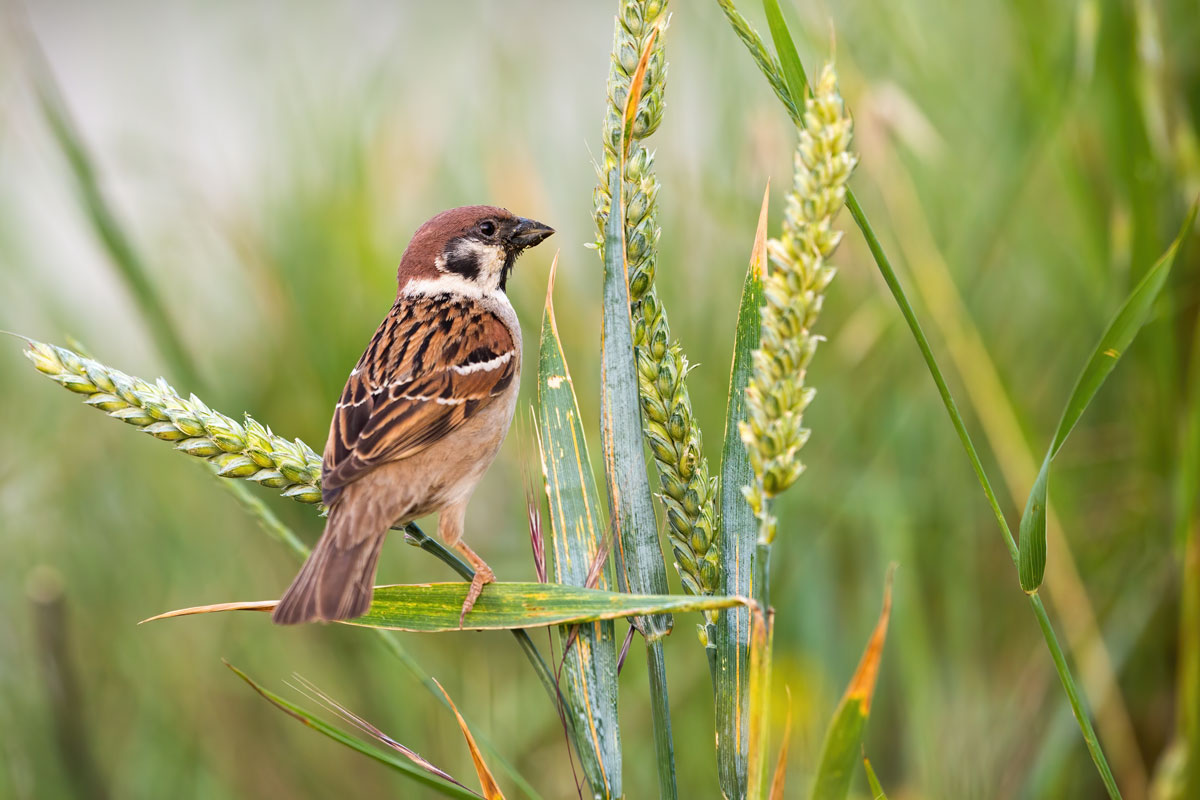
740;62;857;544
846;565;895;715
751;180;771;280
434;679;506;799
542;250;560;315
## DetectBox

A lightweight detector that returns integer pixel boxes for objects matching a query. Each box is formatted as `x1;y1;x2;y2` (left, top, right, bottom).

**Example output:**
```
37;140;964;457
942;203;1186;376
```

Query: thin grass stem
402;524;565;711
846;174;1121;800
646;641;678;800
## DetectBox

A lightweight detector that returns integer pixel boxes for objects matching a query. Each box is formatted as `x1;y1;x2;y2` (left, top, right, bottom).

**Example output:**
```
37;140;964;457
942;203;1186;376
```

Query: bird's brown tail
272;509;387;625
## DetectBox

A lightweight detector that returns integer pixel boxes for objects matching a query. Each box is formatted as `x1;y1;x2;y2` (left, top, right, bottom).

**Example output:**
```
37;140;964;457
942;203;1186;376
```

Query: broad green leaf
810;571;893;800
863;756;888;799
226;663;481;800
537;256;622;798
715;184;770;800
1019;201;1198;591
144;582;746;632
762;0;811;107
600;167;672;632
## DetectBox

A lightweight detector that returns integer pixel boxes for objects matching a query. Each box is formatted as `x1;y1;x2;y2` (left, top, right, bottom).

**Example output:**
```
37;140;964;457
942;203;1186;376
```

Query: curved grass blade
143;582;747;631
434;679;506;800
810;569;893;800
225;663;482;800
715;184;770;800
761;0;810;107
1018;201;1198;591
537;256;622;798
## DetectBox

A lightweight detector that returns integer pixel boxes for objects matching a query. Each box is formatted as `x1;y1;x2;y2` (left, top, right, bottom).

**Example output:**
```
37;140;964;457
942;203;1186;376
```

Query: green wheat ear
593;0;722;633
24;339;324;505
741;63;857;544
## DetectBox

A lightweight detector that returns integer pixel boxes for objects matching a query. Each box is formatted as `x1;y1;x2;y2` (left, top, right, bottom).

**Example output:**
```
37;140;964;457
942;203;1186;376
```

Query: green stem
401;524;564;711
753;496;773;613
845;188;1119;798
849;190;1124;796
646;640;679;800
218;478;308;558
1029;593;1121;796
753;542;771;613
844;191;1017;561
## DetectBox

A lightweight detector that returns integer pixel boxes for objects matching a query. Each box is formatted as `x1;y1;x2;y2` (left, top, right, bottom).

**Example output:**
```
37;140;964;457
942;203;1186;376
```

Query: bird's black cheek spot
442;251;480;282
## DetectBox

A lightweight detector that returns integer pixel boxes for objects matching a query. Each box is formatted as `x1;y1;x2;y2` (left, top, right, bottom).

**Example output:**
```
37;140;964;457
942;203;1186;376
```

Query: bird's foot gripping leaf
456;542;496;627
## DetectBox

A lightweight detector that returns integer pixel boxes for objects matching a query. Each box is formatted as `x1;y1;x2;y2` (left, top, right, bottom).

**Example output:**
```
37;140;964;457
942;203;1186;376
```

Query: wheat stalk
740;63;857;543
24;339;323;505
593;0;722;633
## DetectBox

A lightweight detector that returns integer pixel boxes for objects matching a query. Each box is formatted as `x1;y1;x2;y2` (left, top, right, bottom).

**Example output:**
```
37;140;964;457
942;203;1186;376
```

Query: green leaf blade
810;700;868;800
145;582;745;632
715;186;770;800
600;168;672;635
537;262;623;798
762;0;810;107
1053;203;1198;457
863;756;888;799
810;572;892;800
1019;201;1197;592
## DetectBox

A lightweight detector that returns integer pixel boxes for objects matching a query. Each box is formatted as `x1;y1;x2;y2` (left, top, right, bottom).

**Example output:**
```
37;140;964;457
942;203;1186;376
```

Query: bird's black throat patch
498;250;518;292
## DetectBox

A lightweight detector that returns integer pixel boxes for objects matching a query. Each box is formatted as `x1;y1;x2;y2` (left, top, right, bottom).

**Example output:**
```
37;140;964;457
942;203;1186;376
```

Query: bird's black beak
507;217;556;250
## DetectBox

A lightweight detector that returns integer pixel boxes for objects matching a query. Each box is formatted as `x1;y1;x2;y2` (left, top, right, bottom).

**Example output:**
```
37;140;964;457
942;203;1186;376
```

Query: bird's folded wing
321;296;516;501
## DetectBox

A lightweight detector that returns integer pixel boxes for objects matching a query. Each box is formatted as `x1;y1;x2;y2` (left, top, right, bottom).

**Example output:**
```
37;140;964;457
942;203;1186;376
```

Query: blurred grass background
1;1;1198;797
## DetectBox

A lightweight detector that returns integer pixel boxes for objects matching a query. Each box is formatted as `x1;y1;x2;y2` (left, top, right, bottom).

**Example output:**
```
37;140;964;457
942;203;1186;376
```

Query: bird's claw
459;564;495;628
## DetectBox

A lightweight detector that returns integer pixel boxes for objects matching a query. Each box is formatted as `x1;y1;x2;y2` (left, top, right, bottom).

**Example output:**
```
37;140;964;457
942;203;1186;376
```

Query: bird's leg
454;541;495;627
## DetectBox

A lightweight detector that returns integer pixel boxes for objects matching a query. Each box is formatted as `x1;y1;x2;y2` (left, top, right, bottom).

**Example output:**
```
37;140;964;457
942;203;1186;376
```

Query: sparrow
272;205;554;625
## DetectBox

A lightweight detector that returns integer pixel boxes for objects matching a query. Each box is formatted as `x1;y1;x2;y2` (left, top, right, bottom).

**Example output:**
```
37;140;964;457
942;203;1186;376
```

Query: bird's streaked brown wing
321;295;516;504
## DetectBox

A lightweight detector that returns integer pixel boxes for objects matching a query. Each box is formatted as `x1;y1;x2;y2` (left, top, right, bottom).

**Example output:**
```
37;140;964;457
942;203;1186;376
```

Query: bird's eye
478;220;497;238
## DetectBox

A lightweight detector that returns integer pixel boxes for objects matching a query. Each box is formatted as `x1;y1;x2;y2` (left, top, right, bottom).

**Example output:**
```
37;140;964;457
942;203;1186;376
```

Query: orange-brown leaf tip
846;565;895;715
433;679;506;799
751;181;771;279
622;25;660;159
139;599;277;624
544;250;560;312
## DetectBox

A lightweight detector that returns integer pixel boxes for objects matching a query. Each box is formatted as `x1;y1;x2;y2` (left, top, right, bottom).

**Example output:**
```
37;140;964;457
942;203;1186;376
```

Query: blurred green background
2;1;1198;797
